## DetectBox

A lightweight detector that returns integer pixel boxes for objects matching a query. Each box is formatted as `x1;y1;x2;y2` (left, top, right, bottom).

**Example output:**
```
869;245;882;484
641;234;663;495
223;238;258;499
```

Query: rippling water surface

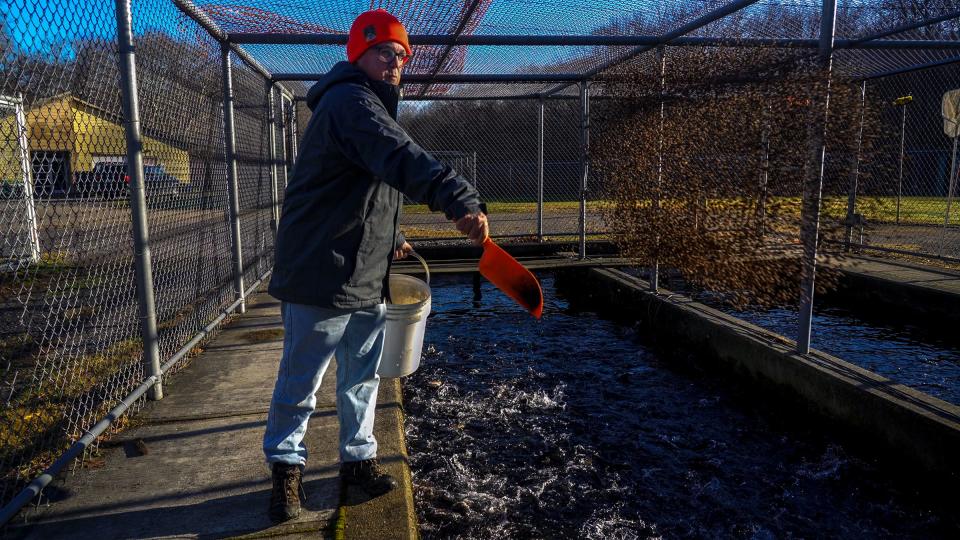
625;268;960;405
711;303;960;405
402;273;956;539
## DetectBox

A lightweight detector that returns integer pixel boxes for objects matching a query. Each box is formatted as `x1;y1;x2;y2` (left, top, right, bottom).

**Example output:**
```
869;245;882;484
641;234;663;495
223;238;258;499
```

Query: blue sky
4;0;185;60
4;0;627;72
1;0;926;76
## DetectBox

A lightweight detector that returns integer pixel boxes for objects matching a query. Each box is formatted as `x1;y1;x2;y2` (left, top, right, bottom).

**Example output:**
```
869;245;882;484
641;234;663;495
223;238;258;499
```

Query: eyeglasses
376;47;412;65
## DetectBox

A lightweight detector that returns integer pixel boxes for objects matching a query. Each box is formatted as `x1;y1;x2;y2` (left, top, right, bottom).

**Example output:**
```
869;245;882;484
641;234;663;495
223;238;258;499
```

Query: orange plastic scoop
478;238;544;319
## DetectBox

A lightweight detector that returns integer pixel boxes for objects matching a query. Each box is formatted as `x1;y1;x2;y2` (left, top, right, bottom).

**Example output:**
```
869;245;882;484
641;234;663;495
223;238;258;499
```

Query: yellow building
1;93;190;193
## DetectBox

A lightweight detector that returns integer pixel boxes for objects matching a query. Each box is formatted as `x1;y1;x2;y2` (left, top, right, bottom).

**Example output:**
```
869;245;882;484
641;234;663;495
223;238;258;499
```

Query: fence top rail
227;33;960;50
180;0;960;99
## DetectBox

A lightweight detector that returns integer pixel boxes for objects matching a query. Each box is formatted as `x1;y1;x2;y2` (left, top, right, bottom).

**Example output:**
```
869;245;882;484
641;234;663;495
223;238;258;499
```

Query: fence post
844;80;866;251
289;98;298;168
798;0;837;354
472;151;478;196
651;46;666;292
115;0;162;399
757;110;770;235
537;97;544;242
895;97;909;224
221;44;246;314
579;81;590;259
266;82;280;237
10;94;41;263
279;95;290;188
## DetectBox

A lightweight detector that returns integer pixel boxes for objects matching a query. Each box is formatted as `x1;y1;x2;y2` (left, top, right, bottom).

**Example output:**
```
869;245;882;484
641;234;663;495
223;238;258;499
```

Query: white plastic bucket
379;253;431;378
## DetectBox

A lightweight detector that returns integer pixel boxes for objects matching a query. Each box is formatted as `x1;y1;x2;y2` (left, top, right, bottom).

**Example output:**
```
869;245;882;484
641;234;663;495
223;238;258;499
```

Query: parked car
74;162;182;205
0;179;25;200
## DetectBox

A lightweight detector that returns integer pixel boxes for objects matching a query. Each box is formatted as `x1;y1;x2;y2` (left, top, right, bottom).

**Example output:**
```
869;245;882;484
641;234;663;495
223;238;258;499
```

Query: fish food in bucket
379;253;431;378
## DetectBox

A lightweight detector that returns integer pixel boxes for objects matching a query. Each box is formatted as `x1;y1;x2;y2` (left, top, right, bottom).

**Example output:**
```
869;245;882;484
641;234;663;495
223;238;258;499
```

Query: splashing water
403;273;957;539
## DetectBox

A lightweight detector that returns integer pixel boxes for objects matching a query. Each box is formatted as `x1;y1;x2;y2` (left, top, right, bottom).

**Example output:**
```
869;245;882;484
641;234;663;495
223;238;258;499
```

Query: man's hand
394;241;413;260
454;212;489;246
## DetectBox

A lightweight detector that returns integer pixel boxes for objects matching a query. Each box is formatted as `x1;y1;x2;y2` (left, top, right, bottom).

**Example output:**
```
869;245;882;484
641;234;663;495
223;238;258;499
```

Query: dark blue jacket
269;62;481;308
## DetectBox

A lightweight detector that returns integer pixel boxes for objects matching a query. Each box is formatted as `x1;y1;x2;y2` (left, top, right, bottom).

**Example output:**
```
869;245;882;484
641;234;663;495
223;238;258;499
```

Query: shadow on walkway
11;292;347;539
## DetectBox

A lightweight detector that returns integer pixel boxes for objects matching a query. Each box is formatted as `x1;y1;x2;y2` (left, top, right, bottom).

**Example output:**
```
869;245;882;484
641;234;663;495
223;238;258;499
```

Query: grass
0;337;142;434
827;196;958;225
402;197;957;226
402;200;592;214
0;274;253;493
752;196;957;226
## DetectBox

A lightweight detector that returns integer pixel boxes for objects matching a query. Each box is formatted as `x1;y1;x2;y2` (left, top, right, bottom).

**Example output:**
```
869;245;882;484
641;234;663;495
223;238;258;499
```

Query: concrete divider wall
829;262;960;329
556;267;960;482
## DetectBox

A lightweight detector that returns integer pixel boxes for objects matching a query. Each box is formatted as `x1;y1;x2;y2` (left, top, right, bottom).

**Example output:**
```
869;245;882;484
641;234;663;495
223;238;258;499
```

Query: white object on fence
379;252;432;378
941;89;960;256
1;94;41;264
943;89;960;138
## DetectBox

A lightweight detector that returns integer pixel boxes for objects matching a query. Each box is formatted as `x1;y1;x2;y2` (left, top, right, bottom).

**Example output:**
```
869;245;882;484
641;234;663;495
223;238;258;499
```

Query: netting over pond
1;0;959;526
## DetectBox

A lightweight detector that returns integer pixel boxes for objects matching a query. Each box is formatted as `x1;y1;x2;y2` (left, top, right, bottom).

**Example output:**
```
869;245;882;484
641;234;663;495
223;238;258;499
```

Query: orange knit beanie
347;9;411;63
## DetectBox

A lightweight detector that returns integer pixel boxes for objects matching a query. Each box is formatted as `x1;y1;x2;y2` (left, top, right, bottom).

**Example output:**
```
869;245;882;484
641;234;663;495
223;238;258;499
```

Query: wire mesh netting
191;1;960;98
0;0;281;512
851;63;960;259
229;50;281;288
195;0;736;89
398;95;590;241
1;0;959;527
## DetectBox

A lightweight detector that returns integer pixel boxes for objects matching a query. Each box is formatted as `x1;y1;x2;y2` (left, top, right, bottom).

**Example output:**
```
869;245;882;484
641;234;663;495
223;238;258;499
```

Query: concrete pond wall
555;266;960;486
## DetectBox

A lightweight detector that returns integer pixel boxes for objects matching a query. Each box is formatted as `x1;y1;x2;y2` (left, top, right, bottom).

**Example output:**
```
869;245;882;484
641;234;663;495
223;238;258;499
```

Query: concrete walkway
829;254;960;294
825;255;960;325
12;292;416;539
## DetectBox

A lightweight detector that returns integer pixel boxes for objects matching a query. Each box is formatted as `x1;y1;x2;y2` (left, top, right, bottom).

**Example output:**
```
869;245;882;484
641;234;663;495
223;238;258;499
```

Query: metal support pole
472;151;478;197
845;81;866;250
279;95;290;188
116;0;162;400
798;0;837;355
651;47;666;292
221;44;246;314
289;99;298;167
896;100;909;224
757;109;771;236
578;81;589;259
537;97;544;242
8;94;40;263
940;136;959;256
267;82;280;237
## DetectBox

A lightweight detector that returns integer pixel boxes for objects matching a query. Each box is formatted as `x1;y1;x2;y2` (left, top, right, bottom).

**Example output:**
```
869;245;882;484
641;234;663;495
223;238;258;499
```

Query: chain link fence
0;0;280;516
2;0;960;527
847;63;960;261
398;95;596;242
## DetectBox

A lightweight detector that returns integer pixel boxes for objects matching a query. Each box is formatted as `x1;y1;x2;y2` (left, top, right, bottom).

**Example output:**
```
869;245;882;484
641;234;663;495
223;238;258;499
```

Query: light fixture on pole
893;94;912;224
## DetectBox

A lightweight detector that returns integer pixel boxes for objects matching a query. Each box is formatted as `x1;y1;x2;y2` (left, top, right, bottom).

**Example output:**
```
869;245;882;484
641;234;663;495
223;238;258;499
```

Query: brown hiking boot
340;458;398;497
269;462;303;523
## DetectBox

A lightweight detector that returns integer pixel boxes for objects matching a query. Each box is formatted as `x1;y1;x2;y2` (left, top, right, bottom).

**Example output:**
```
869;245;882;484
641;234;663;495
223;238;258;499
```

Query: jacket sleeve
394;230;406;251
328;87;482;220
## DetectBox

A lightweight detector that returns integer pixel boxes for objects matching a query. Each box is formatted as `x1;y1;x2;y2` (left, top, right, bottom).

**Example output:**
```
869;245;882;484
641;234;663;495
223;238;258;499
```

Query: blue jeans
263;301;386;465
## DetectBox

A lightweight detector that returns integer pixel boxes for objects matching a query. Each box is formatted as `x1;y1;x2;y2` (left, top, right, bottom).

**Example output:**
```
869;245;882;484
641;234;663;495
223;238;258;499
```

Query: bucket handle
408;251;430;286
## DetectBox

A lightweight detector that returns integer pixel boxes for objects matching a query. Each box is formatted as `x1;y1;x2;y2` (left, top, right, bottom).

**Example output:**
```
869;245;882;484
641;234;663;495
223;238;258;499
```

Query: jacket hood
307;62;400;111
306;61;402;119
306;61;367;111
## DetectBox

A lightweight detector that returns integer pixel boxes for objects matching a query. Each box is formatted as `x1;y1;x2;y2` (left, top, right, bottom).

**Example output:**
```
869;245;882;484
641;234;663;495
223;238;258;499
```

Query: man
263;9;488;524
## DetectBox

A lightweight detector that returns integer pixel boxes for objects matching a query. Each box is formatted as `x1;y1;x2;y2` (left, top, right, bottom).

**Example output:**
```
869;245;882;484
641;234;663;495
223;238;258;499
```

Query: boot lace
272;466;302;504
